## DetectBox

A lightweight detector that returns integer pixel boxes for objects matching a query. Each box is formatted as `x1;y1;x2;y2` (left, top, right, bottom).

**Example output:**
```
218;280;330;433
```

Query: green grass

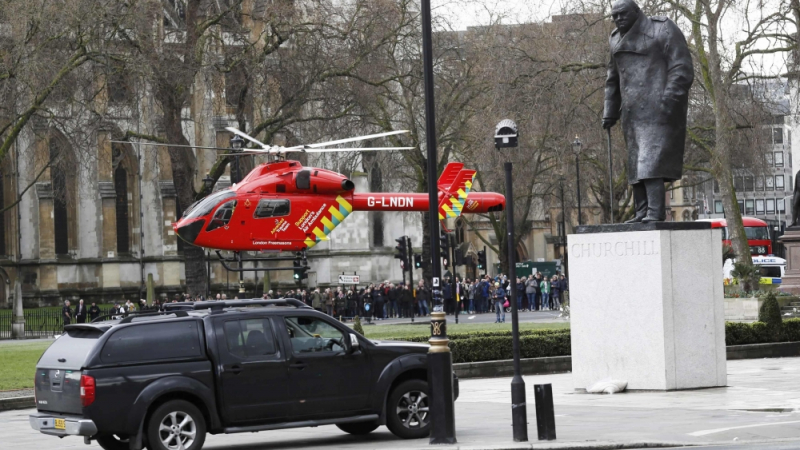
359;321;569;340
0;341;50;391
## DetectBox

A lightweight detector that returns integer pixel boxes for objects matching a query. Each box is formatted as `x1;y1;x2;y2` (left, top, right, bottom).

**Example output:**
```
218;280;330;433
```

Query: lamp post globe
230;134;244;150
202;172;214;192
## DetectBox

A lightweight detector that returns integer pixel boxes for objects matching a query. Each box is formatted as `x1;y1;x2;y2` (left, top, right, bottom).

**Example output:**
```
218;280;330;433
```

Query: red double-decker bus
698;217;772;255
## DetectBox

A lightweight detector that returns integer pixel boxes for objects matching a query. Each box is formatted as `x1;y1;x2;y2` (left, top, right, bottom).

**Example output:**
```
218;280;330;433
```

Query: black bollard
534;383;556;441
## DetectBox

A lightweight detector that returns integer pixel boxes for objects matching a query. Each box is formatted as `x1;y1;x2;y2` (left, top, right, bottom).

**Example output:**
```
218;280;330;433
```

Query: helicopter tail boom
350;192;504;214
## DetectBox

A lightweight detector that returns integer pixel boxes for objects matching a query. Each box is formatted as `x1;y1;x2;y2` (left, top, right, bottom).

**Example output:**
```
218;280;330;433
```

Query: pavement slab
6;357;800;449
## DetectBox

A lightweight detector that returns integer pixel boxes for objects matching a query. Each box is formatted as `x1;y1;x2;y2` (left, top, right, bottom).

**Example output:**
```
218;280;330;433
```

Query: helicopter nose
175;219;205;244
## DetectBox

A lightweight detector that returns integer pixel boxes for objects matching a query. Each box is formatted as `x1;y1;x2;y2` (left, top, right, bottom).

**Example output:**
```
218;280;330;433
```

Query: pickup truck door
214;316;293;423
279;315;371;419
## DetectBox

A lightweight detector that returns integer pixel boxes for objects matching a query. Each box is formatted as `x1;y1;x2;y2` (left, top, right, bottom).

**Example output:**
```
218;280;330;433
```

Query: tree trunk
162;92;208;296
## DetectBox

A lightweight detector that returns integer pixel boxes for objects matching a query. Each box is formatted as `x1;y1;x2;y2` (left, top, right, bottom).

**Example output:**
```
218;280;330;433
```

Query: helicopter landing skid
215;250;308;273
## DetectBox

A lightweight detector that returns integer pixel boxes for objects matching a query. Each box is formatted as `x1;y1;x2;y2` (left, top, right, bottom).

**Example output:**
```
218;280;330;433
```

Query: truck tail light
80;375;95;407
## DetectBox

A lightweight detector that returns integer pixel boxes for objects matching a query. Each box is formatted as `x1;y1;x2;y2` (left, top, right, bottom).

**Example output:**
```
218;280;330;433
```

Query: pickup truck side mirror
349;333;360;353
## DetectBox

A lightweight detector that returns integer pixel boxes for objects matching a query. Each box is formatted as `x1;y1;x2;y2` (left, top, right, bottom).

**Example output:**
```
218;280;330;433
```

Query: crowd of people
61;272;567;325
261;272;568;322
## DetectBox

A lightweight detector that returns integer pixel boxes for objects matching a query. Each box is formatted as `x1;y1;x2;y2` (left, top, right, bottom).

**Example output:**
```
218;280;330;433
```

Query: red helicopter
119;128;506;253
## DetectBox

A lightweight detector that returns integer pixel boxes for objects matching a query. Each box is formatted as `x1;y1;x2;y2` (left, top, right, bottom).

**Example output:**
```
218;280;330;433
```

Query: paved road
8;357;800;449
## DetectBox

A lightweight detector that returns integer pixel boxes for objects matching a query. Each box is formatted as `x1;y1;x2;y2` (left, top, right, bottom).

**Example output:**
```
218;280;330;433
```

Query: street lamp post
559;176;568;278
573;136;582;225
230;135;246;295
420;0;456;444
495;119;527;442
202;173;214;299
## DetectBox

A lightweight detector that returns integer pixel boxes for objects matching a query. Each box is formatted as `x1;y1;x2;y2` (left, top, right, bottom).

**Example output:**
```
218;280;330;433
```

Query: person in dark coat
88;302;101;322
602;0;693;222
442;281;453;315
61;300;73;326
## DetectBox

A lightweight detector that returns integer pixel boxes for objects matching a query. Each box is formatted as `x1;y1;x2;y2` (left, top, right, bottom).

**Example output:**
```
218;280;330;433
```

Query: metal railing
0;308;114;339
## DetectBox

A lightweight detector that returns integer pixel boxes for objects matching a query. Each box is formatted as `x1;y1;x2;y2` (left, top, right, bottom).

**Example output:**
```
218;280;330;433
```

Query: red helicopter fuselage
174;160;505;252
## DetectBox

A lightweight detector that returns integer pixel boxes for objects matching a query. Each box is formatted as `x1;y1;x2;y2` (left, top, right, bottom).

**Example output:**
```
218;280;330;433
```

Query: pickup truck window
284;316;345;354
101;322;202;364
223;319;277;358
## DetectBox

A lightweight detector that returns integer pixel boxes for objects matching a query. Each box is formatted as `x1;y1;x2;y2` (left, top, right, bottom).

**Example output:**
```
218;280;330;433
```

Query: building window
682;210;691;221
745;199;755;215
738;200;744;213
774;128;784;144
107;64;133;104
778;198;786;213
766;199;775;214
766;153;774;166
756;177;764;191
714;200;723;213
669;183;674;199
114;167;130;254
225;64;247;109
756;199;765;214
766;176;775;191
744;176;754;191
713;180;719;193
50;141;69;255
775;152;784;167
734;177;743;191
776;175;785;191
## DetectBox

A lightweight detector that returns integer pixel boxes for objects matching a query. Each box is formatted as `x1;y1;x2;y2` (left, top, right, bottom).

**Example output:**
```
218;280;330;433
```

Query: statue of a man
602;0;694;223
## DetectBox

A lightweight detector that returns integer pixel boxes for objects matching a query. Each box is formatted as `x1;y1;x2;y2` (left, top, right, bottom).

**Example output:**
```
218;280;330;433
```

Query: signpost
338;274;360;284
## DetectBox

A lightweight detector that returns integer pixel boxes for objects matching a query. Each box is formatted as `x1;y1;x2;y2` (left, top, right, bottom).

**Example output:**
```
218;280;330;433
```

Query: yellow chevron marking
305;238;317;248
312;228;329;241
321;217;335;231
457;188;467;199
329;206;345;222
336;196;353;213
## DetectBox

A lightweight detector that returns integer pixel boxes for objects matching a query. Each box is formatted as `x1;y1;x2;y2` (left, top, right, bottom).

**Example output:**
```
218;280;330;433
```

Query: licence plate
54;418;65;430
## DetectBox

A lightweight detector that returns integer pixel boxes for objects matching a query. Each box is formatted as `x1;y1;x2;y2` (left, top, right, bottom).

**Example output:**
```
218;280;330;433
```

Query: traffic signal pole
407;236;414;322
421;0;456;443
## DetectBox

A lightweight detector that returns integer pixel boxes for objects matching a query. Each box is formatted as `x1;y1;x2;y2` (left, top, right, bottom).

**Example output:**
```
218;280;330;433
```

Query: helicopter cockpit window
183;190;236;220
206;200;237;232
254;199;290;219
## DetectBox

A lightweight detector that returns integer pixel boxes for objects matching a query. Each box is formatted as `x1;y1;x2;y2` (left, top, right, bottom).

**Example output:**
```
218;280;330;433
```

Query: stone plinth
779;228;800;295
568;223;726;391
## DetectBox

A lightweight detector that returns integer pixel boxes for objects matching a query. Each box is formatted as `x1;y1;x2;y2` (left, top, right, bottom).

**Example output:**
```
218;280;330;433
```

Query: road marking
688;420;800;436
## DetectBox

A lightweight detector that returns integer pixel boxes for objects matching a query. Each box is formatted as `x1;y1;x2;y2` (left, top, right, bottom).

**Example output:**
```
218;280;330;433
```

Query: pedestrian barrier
0;308;114;339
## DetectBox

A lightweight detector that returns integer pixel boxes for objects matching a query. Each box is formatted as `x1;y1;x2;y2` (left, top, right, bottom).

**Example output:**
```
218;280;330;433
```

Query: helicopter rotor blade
285;130;410;151
110;140;233;152
225;127;270;149
295;147;414;153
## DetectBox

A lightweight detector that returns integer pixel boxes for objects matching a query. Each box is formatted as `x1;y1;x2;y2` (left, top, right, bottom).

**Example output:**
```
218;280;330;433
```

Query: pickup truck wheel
96;434;130;450
336;421;379;435
386;379;430;439
146;400;207;450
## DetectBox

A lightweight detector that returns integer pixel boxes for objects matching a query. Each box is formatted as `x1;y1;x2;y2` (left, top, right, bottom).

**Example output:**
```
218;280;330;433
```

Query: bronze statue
602;0;694;223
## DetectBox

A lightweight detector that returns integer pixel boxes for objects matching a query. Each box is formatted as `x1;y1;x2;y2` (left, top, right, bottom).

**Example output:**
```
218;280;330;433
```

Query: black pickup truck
29;299;458;450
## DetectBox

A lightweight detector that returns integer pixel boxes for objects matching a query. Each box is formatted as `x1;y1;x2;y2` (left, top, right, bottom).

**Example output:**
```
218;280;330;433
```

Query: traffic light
293;259;302;282
414;254;422;269
394;236;409;265
477;250;487;270
439;230;450;255
293;258;308;282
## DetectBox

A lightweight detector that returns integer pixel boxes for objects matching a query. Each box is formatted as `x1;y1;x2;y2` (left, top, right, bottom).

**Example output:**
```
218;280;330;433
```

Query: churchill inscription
570;239;659;258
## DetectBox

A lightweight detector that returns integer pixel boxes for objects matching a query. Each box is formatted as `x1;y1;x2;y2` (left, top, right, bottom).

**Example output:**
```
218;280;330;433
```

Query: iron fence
0;308;114;339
